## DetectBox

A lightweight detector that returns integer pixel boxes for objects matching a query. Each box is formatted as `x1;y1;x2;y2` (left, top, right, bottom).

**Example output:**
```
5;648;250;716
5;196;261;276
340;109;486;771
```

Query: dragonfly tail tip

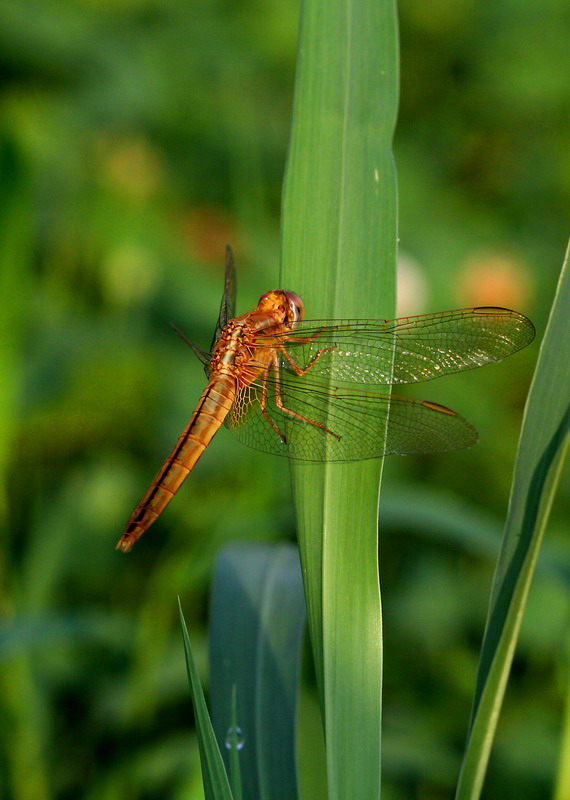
116;536;133;553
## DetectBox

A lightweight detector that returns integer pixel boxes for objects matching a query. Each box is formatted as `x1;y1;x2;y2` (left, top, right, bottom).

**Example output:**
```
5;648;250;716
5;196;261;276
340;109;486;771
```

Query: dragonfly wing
226;374;477;461
210;245;237;352
252;307;534;386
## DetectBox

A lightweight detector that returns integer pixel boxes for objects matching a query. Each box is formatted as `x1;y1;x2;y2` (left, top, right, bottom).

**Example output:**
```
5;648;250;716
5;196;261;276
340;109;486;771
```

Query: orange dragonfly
117;247;535;552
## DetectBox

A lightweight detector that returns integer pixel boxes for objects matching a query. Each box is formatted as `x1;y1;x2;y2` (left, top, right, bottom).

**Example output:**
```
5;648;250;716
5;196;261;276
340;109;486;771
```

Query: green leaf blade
281;1;399;798
455;243;570;799
209;544;306;800
179;601;234;800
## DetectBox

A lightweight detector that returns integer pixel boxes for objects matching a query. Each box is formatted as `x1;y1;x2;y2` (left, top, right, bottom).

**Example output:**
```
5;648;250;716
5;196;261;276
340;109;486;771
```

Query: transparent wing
210;244;237;352
226;373;478;461
250;307;535;385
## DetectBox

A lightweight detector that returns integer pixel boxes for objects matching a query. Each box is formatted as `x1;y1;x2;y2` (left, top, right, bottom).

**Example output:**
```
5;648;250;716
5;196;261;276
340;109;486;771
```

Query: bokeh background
0;1;569;798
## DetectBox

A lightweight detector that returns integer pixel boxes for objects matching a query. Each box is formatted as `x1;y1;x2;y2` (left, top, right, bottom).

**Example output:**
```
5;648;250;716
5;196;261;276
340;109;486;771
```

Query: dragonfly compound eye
284;291;305;327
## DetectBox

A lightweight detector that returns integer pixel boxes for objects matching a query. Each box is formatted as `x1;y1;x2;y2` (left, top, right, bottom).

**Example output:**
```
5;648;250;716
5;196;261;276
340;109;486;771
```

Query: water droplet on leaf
225;726;245;750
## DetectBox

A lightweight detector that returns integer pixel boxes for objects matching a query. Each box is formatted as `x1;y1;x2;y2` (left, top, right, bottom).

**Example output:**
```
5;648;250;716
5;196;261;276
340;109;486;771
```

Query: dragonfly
117;246;535;552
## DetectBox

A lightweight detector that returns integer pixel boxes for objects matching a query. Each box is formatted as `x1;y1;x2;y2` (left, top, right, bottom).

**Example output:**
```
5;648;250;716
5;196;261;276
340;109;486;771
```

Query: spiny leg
279;344;336;376
283;326;327;346
268;352;341;440
259;363;287;442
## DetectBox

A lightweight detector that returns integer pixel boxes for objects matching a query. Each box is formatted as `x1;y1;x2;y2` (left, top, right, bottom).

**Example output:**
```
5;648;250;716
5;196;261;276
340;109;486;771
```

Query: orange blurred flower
455;251;533;309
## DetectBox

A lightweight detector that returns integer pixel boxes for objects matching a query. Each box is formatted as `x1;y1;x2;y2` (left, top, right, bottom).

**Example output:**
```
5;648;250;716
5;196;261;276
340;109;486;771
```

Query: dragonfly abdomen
116;375;236;552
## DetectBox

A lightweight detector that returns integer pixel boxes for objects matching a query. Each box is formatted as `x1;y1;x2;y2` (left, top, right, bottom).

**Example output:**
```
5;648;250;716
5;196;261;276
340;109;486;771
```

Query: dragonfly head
256;290;305;328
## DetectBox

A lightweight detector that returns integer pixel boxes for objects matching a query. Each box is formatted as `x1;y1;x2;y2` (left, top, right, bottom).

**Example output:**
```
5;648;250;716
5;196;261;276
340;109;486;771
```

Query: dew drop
225;726;245;750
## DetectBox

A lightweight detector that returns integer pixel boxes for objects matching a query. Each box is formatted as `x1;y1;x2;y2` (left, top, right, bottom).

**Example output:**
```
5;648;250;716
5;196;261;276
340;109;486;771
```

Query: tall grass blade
178;601;233;800
281;0;399;797
455;243;570;799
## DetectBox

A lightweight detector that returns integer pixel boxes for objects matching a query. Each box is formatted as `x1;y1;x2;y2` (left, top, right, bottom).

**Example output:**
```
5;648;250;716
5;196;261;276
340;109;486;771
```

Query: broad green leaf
209;544;306;800
455;242;570;799
281;0;398;798
179;601;233;800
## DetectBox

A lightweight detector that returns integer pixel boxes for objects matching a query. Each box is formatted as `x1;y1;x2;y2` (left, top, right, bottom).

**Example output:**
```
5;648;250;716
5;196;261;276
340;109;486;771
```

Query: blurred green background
0;1;568;798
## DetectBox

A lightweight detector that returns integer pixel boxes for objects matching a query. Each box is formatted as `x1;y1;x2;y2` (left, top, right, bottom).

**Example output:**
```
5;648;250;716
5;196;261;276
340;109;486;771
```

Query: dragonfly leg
269;353;341;439
259;362;287;442
170;323;211;366
285;326;327;345
279;344;336;376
